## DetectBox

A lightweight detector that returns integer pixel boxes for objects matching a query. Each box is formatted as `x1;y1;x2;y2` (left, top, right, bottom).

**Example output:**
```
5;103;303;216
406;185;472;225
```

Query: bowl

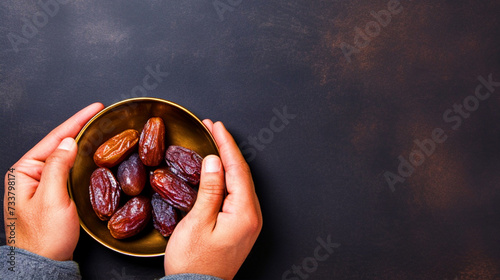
68;97;219;257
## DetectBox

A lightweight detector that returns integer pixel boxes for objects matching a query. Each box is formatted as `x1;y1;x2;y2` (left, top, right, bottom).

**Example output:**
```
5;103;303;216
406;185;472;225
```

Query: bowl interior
69;98;218;257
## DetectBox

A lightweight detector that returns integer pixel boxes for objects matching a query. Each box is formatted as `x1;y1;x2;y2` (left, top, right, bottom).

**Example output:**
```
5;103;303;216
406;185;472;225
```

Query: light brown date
165;145;203;185
117;153;146;196
94;129;139;168
108;196;152;239
139;117;166;166
150;168;197;212
151;193;179;237
89;167;121;221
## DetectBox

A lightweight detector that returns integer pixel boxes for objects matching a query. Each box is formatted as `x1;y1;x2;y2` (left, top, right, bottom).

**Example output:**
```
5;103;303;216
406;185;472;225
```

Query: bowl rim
68;97;219;257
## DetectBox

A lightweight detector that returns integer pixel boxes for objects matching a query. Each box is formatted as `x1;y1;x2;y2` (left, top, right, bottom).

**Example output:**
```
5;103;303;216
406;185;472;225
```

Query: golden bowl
68;97;219;257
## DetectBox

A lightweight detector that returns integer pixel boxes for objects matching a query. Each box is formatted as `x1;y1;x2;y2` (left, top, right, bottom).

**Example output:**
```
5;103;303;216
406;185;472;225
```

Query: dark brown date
165;145;203;185
108;196;152;239
117;153;146;196
151;193;179;237
150;168;197;212
139;117;166;166
89;167;121;221
94;129;139;168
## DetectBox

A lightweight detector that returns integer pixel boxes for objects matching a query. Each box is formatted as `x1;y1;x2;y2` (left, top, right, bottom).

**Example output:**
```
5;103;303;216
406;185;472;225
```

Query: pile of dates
89;117;203;239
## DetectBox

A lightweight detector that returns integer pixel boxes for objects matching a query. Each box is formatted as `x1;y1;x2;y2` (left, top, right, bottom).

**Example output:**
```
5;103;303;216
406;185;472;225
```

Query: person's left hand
3;103;104;261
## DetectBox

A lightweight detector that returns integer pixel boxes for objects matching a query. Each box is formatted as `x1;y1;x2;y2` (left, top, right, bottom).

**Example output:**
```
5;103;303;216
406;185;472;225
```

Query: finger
211;122;255;199
187;155;225;228
4;170;36;215
6;159;44;201
36;138;78;207
202;119;214;133
22;103;104;162
14;159;44;182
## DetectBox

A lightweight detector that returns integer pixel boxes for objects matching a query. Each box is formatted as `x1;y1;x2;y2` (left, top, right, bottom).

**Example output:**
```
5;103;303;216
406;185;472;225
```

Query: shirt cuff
160;273;223;280
0;245;81;280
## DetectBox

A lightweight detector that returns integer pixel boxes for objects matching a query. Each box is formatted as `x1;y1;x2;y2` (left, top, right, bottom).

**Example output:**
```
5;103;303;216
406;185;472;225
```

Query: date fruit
89;167;121;221
108;196;152;239
94;129;139;168
151;193;179;237
165;145;203;185
117;153;146;196
150;168;197;212
139;117;166;166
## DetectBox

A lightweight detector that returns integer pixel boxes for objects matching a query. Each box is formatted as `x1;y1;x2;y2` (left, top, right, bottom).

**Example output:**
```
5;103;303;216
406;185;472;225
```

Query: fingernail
204;155;221;173
58;138;74;151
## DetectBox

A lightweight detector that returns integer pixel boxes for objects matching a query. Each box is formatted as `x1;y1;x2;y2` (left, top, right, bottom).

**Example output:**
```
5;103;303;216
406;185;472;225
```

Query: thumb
38;137;78;204
187;155;225;227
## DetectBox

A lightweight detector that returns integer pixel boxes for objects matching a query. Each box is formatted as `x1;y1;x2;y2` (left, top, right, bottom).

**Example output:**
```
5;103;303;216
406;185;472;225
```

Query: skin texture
164;120;263;280
3;103;105;261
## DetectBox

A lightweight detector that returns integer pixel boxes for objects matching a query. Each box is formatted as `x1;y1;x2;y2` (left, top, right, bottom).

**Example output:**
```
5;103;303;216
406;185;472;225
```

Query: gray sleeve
0;245;81;280
159;273;223;280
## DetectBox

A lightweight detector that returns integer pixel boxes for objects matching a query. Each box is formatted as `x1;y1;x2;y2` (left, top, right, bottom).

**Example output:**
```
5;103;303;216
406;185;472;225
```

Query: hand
3;103;104;261
164;120;263;280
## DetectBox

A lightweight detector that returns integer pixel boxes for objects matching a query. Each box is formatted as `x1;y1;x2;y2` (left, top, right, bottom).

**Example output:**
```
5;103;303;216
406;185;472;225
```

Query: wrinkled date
165;145;203;185
139;117;166;166
151;193;179;237
150;168;197;212
108;196;152;239
117;153;146;196
94;129;139;168
89;167;121;221
89;118;203;240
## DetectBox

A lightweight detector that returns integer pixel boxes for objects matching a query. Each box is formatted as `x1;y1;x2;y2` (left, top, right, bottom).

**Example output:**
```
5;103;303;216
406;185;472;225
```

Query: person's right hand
164;120;263;280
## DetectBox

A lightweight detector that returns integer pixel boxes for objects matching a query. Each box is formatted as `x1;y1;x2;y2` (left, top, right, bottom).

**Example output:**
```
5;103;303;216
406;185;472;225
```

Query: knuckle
4;165;16;193
226;160;251;174
251;216;264;233
238;164;252;176
45;152;68;167
243;211;263;234
4;166;14;181
200;180;225;200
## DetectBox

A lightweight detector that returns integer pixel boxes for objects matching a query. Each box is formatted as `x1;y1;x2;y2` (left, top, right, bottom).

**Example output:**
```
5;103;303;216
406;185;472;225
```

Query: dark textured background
2;0;500;279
